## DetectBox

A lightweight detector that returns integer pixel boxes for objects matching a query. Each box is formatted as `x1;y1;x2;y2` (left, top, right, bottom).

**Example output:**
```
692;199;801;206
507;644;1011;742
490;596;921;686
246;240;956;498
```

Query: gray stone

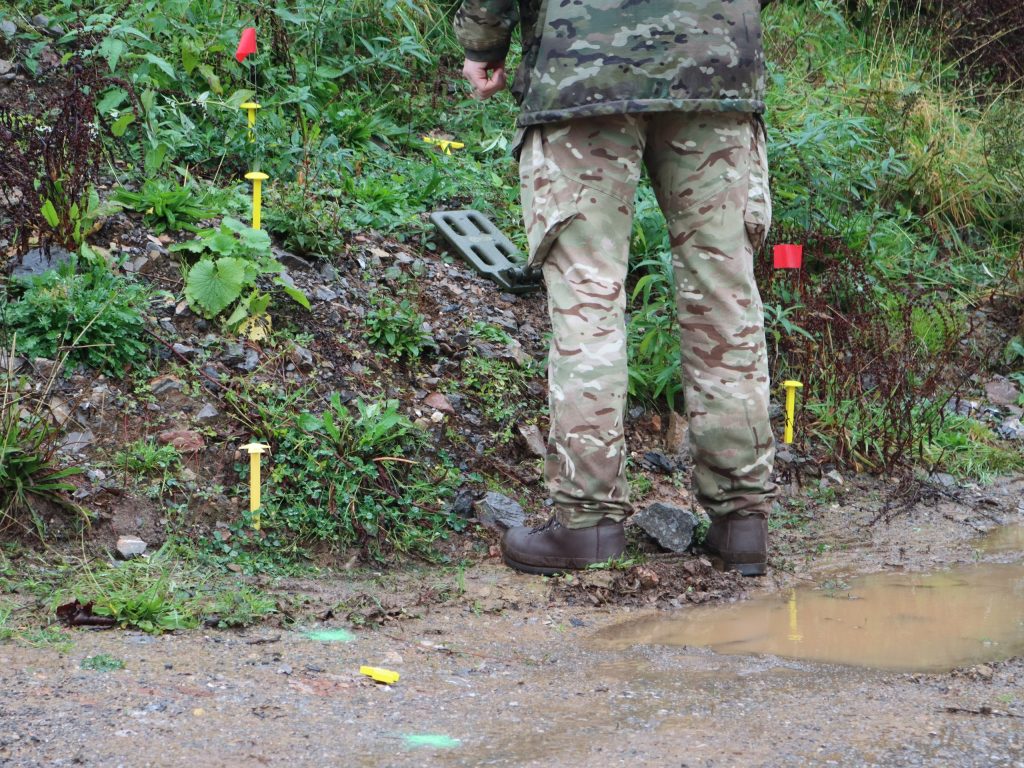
318;263;339;282
985;376;1022;407
475;492;526;532
288;345;314;371
824;469;845;486
60;429;95;454
30;15;48;29
1;21;17;37
221;341;245;366
115;536;147;560
945;398;979;417
633;502;698;553
158;318;177;335
0;351;25;373
145;241;168;258
150;375;183;396
13;246;73;278
929;472;957;488
503;340;534;368
313;286;338;302
31;357;58;379
273;247;311;271
172;343;196;358
241;348;260;371
517;423;546;458
996;418;1024;441
195;404;219;421
0;59;13;77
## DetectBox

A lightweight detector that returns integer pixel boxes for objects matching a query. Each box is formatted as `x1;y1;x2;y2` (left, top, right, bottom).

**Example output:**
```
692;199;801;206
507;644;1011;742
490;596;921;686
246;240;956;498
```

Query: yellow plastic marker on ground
782;380;803;444
240;101;261;142
241;442;269;530
360;666;400;685
245;171;269;230
422;136;465;155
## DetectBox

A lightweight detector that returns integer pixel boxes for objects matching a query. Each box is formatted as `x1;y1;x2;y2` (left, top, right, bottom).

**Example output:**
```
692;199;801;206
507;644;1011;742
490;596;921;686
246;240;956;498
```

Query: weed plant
3;256;152;376
112;179;218;234
215;394;467;566
52;545;277;634
364;294;434;359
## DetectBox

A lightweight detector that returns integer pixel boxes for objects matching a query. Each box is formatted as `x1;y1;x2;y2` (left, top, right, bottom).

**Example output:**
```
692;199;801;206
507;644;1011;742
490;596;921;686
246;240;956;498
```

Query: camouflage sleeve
454;0;519;63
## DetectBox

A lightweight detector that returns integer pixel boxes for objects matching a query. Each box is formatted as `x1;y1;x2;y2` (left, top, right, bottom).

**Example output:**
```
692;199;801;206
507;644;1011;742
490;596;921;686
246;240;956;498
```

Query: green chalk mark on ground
304;629;355;643
403;734;461;749
80;654;125;671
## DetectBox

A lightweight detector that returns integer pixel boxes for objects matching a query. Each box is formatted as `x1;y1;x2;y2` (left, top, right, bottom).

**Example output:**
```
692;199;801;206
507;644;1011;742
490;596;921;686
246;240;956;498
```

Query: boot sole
502;554;598;576
708;555;767;577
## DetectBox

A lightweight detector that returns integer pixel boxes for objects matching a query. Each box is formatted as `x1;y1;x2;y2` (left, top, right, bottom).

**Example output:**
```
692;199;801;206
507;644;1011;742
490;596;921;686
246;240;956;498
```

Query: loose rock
61;430;95;455
195;404;219;421
632;502;698;553
423;392;455;415
158;429;205;454
13;246;73;278
984;376;1021;407
516;423;546;458
115;536;148;560
475;492;527;532
997;418;1024;441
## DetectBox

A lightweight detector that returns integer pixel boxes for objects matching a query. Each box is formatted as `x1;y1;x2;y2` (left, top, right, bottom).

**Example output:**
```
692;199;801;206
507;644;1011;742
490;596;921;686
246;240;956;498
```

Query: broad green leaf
96;88;128;115
196;64;222;95
143;53;175;79
185;257;248;318
277;280;310;309
180;44;199;76
99;36;126;71
111;112;136;137
40;199;60;228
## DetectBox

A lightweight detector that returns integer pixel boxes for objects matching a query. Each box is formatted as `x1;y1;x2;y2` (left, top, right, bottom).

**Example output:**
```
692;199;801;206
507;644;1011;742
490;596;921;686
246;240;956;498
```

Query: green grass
924;415;1024;481
50;544;278;634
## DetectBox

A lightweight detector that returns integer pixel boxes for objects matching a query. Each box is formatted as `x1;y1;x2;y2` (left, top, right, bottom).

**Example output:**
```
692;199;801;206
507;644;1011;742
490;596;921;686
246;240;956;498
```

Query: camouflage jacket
455;0;766;127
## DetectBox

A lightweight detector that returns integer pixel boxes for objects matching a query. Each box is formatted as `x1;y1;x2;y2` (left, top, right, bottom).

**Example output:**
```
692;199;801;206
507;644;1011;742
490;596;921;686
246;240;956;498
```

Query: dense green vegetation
0;0;1022;576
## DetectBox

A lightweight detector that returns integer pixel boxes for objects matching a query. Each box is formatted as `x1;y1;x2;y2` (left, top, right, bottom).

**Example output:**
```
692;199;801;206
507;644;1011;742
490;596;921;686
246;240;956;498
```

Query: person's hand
463;58;507;99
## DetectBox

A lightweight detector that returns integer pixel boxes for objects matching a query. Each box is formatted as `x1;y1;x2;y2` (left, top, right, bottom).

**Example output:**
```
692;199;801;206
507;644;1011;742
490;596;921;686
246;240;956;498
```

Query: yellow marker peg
360;666;400;685
422;136;465;155
239;101;261;142
241;442;269;530
782;380;803;444
245;171;269;230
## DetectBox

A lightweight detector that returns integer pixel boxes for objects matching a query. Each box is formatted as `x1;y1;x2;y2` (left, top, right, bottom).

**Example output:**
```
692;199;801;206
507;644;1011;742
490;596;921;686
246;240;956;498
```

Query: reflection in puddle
595;564;1024;672
979;523;1024;553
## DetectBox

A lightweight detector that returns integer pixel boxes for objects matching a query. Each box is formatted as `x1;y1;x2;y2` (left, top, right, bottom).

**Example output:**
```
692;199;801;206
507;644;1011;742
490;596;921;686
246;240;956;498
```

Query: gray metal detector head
430;209;542;294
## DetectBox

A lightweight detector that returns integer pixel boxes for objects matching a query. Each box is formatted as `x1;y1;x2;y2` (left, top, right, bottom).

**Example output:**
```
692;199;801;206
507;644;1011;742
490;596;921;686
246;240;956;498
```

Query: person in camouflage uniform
455;0;776;576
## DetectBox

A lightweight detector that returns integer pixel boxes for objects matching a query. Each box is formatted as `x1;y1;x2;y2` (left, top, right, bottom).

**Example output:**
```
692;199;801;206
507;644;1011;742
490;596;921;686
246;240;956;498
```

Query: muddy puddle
978;523;1024;553
595;562;1024;672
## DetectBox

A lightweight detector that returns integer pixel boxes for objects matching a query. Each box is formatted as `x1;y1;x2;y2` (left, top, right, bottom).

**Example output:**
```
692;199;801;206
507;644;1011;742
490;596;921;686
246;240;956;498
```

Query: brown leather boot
501;517;626;575
703;512;768;576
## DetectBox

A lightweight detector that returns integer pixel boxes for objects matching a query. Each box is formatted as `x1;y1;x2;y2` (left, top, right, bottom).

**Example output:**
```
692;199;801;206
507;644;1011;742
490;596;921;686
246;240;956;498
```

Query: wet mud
595;563;1024;672
1;476;1023;767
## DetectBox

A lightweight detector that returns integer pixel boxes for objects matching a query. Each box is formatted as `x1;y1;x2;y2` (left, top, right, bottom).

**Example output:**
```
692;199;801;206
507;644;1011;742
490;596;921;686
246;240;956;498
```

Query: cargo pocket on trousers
520;127;586;270
743;116;773;250
525;181;584;269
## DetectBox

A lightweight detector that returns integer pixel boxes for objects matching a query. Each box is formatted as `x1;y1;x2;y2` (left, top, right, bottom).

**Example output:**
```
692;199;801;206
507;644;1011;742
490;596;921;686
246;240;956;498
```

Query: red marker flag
235;27;257;63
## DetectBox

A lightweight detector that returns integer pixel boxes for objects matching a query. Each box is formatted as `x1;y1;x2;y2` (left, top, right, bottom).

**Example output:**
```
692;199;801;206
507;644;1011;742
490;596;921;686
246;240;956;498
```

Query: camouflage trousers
520;112;776;528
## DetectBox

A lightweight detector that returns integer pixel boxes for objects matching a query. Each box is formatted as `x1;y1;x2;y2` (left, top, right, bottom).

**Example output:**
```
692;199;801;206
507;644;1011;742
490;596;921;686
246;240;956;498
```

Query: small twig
143;327;234;398
944;706;1022;719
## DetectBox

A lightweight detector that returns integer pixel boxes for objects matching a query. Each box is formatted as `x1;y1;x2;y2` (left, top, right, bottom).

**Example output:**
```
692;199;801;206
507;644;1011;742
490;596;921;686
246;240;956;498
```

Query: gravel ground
2;476;1023;768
